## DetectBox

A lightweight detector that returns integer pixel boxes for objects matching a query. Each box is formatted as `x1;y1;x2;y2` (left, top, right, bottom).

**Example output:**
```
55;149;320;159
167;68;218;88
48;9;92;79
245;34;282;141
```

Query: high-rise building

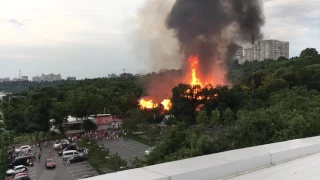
243;40;289;62
233;46;244;63
66;76;76;81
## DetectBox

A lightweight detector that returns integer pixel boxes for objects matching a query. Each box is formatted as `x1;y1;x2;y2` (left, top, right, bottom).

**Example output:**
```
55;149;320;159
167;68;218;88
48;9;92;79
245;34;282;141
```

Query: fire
189;55;203;86
161;99;172;111
139;99;158;109
139;98;172;111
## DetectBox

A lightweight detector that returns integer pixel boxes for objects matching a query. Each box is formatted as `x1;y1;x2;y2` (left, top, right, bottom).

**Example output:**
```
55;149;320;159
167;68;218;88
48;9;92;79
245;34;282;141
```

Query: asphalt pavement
13;142;97;180
10;136;149;180
102;137;150;162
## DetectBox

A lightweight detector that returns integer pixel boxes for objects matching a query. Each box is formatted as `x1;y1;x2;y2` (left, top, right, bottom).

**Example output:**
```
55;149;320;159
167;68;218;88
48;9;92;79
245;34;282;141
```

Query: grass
128;135;154;147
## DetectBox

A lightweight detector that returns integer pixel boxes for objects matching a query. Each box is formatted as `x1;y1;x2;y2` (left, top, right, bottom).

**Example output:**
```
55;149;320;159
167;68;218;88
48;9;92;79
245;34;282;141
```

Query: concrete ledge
87;136;320;180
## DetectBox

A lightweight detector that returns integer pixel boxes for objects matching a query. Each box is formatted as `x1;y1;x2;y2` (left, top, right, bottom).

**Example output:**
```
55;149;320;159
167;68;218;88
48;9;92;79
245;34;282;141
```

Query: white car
15;145;32;154
144;147;155;156
6;165;28;176
53;140;69;149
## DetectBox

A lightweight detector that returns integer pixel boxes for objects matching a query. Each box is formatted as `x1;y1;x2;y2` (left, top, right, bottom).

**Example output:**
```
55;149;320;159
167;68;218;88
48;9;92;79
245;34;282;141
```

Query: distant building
233;46;244;63
21;76;28;81
12;78;19;82
0;77;10;83
108;73;118;78
32;76;41;82
243;40;289;62
66;76;76;81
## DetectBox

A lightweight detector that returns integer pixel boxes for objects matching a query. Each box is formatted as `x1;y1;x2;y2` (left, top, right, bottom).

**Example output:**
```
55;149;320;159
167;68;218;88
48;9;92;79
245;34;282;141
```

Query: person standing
38;153;41;162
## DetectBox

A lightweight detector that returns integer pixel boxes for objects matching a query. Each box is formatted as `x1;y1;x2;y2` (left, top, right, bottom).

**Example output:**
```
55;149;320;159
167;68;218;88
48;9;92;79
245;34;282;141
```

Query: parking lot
102;138;150;162
66;161;99;179
10;141;98;180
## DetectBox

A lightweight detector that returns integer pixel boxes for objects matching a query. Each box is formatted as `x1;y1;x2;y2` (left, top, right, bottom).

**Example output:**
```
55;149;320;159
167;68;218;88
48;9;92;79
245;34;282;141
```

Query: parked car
58;145;77;156
69;155;87;163
53;140;69;149
76;174;94;179
45;158;56;169
13;172;30;180
15;146;31;154
62;150;82;161
144;147;155;156
6;165;28;176
8;156;33;169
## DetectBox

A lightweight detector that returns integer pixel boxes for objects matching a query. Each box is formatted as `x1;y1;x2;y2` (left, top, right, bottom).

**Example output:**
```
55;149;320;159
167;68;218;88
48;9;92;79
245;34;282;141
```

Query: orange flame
161;99;172;111
139;98;172;111
189;55;203;86
139;99;158;109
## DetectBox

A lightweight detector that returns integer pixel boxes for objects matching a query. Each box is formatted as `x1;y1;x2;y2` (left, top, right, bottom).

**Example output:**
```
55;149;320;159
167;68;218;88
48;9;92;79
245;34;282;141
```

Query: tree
165;116;178;126
300;48;318;58
196;111;209;124
210;109;221;126
223;108;234;125
82;119;97;132
106;153;128;171
130;157;145;168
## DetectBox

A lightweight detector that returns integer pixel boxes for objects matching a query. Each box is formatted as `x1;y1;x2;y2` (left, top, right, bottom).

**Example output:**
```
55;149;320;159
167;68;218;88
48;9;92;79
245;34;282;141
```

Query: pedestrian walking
38;154;41;162
49;149;51;156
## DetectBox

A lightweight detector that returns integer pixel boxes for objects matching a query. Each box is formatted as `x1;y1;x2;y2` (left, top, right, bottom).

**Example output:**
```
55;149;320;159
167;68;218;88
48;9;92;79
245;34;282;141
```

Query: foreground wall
88;136;320;180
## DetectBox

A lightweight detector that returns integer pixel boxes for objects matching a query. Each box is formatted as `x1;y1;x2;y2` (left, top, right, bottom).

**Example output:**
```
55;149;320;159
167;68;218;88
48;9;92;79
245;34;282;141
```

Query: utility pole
122;68;127;74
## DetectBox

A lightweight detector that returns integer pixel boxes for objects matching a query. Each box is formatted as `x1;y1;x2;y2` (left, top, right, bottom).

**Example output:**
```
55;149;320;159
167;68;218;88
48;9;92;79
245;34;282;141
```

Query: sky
0;0;319;79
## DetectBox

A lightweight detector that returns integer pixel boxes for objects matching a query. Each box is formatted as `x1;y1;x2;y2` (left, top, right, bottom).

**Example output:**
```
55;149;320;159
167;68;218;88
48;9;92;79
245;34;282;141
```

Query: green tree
223;108;234;125
300;48;318;58
196;111;209;124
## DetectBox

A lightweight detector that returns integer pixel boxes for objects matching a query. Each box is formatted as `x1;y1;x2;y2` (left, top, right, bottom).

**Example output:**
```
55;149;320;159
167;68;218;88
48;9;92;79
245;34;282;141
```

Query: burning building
136;0;265;110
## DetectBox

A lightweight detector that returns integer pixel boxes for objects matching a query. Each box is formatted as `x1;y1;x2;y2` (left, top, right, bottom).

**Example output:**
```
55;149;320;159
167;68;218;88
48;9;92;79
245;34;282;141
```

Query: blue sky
0;0;319;79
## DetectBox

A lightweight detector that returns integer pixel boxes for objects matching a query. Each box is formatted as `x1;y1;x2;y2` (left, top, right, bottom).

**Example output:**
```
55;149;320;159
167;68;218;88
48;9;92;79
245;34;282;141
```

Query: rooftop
87;135;320;180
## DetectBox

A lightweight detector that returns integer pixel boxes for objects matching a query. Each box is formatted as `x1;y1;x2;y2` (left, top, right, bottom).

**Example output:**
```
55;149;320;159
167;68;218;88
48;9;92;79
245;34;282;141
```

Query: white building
33;73;62;82
21;76;28;81
243;40;289;62
0;77;10;83
32;76;41;82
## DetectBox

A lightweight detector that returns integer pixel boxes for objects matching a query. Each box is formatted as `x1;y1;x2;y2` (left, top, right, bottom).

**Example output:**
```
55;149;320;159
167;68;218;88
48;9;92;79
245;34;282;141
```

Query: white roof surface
230;152;320;180
86;135;320;180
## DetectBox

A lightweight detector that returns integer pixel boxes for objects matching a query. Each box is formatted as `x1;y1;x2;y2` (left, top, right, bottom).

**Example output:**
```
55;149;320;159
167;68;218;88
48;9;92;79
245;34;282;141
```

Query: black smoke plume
167;0;265;73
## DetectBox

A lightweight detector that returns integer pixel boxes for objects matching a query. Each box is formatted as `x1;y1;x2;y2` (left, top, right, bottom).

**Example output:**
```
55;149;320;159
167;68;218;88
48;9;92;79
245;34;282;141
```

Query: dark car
58;145;77;156
69;155;87;163
57;143;69;151
8;156;33;169
45;158;56;169
13;172;31;180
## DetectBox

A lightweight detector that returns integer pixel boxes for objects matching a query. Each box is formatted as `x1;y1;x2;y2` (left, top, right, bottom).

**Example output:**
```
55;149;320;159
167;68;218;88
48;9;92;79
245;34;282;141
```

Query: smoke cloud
131;0;182;72
167;0;265;73
133;0;265;99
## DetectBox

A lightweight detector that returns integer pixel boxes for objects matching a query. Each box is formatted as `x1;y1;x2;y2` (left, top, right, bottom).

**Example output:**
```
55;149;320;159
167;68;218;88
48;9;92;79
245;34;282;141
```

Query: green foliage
82;119;98;132
165;116;178;126
196;111;209;124
130;157;146;168
300;48;318;58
